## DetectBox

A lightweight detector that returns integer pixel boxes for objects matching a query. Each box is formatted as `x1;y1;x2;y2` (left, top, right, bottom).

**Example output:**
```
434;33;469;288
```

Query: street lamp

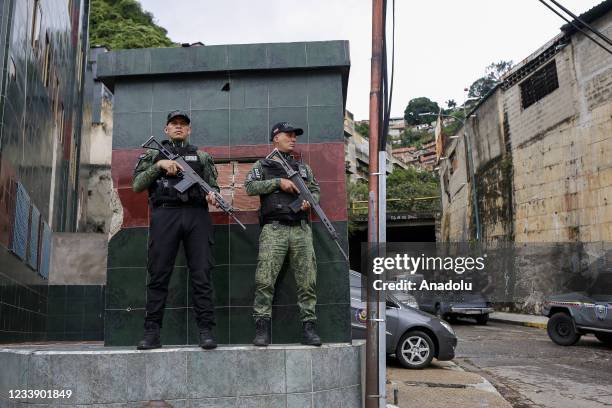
419;112;482;241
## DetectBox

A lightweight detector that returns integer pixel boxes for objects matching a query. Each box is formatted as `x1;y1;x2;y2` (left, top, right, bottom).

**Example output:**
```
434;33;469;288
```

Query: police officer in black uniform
132;110;220;350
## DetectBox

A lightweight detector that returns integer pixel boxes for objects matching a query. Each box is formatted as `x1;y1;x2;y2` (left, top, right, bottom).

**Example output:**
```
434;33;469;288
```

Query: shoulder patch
134;150;154;171
299;164;308;178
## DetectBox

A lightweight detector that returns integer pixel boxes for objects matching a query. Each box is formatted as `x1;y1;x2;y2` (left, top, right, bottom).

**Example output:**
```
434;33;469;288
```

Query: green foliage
386;167;440;213
90;0;174;50
442;121;461;136
468;60;513;99
346;168;441;234
468;76;498;99
354;122;370;138
397;128;433;148
442;110;466;136
446;99;457;109
346;179;369;234
404;97;440;126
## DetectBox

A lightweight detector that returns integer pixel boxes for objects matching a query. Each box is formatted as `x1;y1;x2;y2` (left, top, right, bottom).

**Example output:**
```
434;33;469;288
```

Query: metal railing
350;196;440;215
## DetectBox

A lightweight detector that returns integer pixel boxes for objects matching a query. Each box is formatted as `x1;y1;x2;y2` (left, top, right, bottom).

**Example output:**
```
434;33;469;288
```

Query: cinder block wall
97;41;351;346
508;14;612;243
440;11;611;245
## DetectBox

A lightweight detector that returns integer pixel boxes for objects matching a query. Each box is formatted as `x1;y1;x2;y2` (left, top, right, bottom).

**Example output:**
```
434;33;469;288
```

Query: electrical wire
548;0;612;47
380;0;388;151
379;0;395;151
388;0;395;137
537;0;612;55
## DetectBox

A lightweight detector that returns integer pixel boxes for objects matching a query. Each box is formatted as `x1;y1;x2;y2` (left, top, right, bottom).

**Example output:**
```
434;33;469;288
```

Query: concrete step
0;342;364;407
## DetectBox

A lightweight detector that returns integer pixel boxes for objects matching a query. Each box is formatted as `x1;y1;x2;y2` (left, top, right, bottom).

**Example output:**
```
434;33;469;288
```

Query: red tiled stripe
113;142;347;228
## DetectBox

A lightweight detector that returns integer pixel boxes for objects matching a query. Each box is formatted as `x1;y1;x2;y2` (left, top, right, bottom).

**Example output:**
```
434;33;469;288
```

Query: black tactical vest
148;141;208;208
259;157;309;224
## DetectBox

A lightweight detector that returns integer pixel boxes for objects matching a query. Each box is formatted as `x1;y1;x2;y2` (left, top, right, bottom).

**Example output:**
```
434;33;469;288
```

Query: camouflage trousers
253;221;317;322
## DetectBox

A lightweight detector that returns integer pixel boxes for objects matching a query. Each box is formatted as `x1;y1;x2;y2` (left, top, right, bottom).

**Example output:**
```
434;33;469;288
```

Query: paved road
452;319;612;408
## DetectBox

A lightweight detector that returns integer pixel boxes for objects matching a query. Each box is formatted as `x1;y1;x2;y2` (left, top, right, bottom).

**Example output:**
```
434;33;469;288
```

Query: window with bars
520;60;559;109
11;182;30;261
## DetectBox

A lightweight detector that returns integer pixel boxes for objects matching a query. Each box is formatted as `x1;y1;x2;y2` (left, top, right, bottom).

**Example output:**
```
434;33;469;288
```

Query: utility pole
366;1;385;407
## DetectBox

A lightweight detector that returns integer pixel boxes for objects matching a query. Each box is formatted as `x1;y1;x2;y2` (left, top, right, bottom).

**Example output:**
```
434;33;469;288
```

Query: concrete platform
0;341;364;408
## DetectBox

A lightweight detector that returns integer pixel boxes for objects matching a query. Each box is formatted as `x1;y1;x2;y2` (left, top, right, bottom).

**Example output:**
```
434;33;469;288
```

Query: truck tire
547;312;581;346
475;314;489;325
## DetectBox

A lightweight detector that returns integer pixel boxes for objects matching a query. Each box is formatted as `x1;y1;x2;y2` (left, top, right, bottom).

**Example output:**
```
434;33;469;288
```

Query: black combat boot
302;321;322;346
137;321;161;350
253;318;270;346
199;327;217;350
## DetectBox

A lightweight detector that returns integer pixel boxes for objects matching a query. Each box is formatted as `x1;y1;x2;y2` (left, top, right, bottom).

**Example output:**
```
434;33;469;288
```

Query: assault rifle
266;149;349;261
142;136;246;230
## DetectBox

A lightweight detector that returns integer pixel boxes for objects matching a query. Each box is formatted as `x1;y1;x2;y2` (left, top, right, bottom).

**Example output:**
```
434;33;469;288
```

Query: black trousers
145;206;215;329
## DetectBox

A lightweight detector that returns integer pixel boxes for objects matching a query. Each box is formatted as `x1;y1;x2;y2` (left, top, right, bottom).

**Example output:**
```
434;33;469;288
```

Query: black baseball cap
166;110;191;124
270;122;303;141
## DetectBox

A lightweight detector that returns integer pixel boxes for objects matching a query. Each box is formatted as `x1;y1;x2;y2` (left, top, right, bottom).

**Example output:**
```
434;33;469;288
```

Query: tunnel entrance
348;223;436;272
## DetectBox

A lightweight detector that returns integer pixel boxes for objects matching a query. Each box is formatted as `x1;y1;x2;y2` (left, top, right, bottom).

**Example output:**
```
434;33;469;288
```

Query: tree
346;168;440;234
386;168;440;213
347;179;369;234
468;60;513;99
404;97;440;126
467;76;498;99
446;99;457;109
90;0;174;50
354;122;370;138
398;128;433;148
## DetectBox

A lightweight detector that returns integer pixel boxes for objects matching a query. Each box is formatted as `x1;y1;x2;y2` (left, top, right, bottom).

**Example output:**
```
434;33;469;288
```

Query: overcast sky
139;0;602;120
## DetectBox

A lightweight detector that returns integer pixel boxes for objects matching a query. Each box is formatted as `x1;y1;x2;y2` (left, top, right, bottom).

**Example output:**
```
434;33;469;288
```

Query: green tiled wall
98;41;350;82
105;223;350;346
0;0;90;344
109;71;346;149
103;41;350;346
47;285;105;341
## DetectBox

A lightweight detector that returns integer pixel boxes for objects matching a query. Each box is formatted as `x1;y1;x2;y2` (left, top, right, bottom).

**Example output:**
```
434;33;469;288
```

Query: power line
548;0;612;47
380;0;395;150
536;0;612;55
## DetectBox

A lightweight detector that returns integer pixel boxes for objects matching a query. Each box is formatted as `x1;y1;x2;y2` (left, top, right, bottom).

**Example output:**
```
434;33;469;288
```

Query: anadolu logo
355;309;367;324
594;304;608;321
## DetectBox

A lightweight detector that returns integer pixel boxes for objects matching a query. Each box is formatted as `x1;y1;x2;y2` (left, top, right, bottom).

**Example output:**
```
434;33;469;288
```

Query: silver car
350;271;458;369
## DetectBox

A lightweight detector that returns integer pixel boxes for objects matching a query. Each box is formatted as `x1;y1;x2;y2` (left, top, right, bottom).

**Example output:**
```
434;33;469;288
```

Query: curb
489;318;547;329
446;361;504;396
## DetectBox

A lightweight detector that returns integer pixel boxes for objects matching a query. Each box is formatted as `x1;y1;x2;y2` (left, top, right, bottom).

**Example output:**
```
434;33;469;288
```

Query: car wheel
475;314;489;325
396;330;435;369
594;332;612;345
547;312;581;346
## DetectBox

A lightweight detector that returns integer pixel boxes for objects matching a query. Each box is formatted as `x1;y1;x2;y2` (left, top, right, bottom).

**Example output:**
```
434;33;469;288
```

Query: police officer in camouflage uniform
133;110;219;350
245;122;322;347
